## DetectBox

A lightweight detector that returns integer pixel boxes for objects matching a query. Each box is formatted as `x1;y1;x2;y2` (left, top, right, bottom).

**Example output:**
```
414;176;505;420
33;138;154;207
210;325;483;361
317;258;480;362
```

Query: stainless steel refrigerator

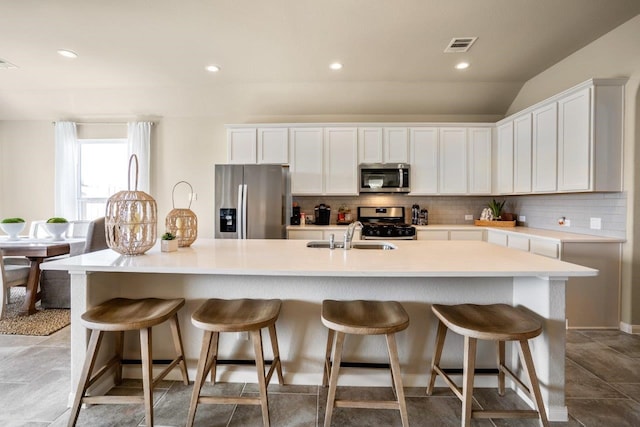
214;164;291;239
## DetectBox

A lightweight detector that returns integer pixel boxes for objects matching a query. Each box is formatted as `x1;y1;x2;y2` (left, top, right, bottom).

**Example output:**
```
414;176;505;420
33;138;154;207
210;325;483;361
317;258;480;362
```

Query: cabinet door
468;128;492;194
324;128;358;195
486;230;508;247
496;122;514;194
439;128;467;194
513;114;532;193
507;234;530;252
417;230;449;240
532;103;558;192
290;128;323;194
287;229;324;240
384;128;409;163
358;127;383;164
257;128;288;164
227;128;257;164
409;128;438;194
450;230;485;241
558;87;591;191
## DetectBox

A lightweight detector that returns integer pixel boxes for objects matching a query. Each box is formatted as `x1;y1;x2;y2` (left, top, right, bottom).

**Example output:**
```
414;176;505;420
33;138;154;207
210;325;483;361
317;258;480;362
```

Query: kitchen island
42;238;597;422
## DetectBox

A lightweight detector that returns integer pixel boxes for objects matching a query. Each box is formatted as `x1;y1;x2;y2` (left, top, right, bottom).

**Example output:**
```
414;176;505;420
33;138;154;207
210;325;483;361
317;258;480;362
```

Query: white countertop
41;238;596;278
287;224;624;243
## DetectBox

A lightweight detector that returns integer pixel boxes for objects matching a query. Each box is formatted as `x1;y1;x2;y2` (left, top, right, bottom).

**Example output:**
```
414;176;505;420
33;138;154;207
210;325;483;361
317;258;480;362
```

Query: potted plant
161;232;178;252
44;217;69;240
488;199;506;220
0;217;26;240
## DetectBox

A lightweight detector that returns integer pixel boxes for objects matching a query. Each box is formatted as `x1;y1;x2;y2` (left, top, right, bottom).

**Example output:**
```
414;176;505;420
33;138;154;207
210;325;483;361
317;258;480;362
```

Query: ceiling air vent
0;58;18;69
444;37;477;53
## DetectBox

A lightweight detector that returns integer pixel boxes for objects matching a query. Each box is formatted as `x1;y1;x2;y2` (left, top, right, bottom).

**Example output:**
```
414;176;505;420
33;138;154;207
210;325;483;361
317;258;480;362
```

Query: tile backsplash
293;192;627;239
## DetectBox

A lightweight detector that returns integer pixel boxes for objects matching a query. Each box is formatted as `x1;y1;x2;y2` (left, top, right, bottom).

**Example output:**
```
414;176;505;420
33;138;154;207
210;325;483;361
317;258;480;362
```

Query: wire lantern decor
105;154;157;255
165;180;197;247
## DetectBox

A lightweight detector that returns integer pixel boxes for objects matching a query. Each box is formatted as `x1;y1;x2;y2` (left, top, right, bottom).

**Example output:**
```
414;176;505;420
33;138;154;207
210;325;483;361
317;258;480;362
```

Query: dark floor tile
243;382;318;395
566;359;626;398
567;340;640;383
473;388;546;427
38;325;71;347
567;398;640;427
230;392;317;426
579;329;640;358
612;383;640;403
566;330;593;344
406;395;493;426
0;346;69;383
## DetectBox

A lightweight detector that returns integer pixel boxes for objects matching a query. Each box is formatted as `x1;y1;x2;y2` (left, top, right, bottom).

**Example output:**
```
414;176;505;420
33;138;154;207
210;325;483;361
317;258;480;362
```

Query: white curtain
127;122;151;193
54;121;79;220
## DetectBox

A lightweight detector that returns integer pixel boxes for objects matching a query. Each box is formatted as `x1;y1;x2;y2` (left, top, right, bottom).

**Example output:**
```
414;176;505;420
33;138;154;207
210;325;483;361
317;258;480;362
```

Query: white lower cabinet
287;228;360;241
450;230;485;241
507;234;530;252
287;229;324;240
416;230;449;240
416;229;484;241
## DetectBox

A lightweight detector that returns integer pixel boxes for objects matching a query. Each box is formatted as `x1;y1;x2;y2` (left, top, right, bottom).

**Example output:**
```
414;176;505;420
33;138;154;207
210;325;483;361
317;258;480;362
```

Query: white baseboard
619;321;640;333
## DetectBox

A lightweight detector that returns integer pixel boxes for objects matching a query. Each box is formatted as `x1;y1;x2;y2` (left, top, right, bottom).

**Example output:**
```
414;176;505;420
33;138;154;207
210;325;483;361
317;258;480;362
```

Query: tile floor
1;327;639;426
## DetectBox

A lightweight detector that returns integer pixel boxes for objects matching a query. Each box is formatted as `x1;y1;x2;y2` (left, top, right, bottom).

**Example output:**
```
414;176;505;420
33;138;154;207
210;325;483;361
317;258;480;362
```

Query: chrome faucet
343;221;363;250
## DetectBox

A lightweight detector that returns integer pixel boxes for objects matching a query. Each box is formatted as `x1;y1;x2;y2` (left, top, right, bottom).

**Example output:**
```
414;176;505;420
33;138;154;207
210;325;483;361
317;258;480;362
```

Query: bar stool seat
322;299;410;427
187;298;284;427
427;303;549;427
68;298;189;427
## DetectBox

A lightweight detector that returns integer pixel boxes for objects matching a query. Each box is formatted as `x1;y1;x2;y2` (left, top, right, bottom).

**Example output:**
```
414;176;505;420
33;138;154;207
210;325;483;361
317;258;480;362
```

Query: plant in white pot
43;217;69;240
161;232;178;252
0;217;26;240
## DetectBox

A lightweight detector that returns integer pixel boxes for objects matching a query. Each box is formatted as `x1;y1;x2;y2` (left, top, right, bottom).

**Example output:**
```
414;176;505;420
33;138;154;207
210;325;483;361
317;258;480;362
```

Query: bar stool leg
497;340;506;396
68;330;104;427
324;331;345;427
208;332;219;383
268;324;285;384
114;331;124;385
427;320;448;395
518;340;550;427
386;333;409;427
169;314;190;385
139;327;154;427
322;328;335;387
251;329;270;427
187;331;215;427
461;336;477;427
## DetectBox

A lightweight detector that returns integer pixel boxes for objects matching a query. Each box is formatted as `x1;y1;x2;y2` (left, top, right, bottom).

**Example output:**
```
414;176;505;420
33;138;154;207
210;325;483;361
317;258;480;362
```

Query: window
77;138;128;220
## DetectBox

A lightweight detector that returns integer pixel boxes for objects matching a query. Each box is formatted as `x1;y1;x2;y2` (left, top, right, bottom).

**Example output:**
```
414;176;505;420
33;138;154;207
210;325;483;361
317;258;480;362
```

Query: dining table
0;238;85;315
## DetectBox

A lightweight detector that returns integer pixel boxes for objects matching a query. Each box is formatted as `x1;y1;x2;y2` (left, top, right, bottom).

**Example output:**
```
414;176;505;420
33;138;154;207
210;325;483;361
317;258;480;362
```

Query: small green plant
162;232;176;240
488;199;506;220
46;217;68;223
1;217;25;223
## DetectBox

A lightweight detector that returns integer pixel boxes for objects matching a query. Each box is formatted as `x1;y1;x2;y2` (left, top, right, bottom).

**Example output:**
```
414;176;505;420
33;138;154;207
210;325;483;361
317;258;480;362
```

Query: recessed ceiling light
57;49;78;59
455;62;470;70
205;65;221;73
329;62;343;71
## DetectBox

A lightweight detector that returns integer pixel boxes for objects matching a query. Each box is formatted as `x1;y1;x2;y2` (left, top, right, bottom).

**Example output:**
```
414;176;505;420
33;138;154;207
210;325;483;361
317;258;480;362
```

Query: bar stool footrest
473;409;541;419
335;399;401;410
199;396;262;405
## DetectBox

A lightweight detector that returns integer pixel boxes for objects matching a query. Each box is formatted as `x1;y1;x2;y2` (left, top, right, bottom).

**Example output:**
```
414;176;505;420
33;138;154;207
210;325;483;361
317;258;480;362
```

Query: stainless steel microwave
359;163;410;193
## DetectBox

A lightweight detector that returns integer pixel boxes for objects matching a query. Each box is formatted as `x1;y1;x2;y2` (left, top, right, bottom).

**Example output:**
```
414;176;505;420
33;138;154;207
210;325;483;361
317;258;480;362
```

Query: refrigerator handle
237;184;244;239
241;184;248;239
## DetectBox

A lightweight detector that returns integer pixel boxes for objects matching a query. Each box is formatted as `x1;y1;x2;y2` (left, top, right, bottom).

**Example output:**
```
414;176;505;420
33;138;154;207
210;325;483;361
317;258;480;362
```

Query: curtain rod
51;121;154;125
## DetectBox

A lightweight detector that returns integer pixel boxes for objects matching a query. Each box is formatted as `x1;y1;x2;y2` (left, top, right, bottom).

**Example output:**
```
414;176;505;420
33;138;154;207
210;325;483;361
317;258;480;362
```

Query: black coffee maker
291;206;301;225
314;204;331;225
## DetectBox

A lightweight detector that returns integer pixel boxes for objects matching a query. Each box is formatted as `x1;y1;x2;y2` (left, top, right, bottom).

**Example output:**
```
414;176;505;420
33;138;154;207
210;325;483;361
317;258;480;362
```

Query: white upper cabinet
227;128;257;164
439;128;467;194
532;102;558;192
324;128;358;195
513;114;532;193
289;128;324;194
409;127;439;194
383;128;409;163
228;127;288;164
557;81;624;192
467;127;492;194
358;127;408;164
495;121;514;194
358;128;384;164
257;128;289;164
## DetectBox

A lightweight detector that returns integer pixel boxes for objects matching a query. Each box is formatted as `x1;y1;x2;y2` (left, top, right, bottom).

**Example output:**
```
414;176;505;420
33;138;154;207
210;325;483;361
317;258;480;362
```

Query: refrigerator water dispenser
219;208;236;233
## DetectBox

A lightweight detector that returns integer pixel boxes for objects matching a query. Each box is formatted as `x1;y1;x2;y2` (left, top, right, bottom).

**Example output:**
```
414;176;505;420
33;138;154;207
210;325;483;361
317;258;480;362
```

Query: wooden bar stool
321;299;410;427
186;298;284;427
426;303;549;427
68;298;189;427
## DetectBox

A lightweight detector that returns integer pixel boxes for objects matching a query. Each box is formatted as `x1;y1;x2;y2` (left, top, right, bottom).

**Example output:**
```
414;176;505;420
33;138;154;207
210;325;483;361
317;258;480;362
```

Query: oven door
359;164;410;193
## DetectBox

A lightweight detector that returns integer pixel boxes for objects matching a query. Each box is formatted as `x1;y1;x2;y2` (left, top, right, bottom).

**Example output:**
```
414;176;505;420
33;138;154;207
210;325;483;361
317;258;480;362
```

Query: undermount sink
305;241;396;250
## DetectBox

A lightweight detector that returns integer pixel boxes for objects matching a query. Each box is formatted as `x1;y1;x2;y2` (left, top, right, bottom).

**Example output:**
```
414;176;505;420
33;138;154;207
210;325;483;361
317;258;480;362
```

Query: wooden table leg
21;257;44;315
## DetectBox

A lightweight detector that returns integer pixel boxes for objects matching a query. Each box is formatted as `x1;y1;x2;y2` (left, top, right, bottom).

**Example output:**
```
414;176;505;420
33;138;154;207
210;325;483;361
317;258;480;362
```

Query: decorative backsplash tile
293;192;626;239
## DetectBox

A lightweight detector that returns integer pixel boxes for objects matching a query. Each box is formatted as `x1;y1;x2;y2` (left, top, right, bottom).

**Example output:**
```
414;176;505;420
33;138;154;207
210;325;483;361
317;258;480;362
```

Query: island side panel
513;276;568;422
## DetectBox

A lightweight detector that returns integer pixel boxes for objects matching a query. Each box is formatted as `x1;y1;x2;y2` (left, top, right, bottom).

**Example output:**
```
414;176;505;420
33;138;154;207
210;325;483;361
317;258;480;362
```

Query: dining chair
0;251;31;319
68;220;91;238
28;220;48;239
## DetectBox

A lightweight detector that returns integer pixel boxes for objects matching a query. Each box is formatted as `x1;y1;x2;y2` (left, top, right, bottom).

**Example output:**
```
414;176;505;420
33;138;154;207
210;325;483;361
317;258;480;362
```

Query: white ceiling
1;0;639;121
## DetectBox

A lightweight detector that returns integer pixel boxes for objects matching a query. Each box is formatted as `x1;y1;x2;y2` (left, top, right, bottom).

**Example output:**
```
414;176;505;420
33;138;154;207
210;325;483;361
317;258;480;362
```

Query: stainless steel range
358;206;416;240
